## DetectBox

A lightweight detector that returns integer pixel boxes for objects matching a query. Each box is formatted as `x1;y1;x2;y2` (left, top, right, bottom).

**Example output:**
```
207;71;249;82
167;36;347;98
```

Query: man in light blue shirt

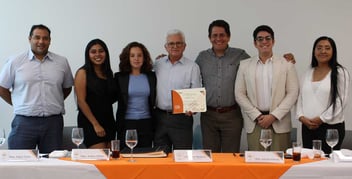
0;24;74;153
154;29;201;152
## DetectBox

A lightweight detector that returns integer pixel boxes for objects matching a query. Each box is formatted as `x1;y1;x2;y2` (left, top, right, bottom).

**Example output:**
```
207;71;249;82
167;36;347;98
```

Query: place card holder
245;151;284;163
173;149;213;162
0;149;39;161
71;149;110;160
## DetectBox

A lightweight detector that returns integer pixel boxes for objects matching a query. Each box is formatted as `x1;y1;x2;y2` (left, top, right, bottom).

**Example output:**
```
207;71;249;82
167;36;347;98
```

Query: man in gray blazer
235;25;299;151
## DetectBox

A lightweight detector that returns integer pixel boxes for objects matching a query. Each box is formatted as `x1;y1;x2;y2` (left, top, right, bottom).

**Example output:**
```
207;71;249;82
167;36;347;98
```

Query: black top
77;73;117;148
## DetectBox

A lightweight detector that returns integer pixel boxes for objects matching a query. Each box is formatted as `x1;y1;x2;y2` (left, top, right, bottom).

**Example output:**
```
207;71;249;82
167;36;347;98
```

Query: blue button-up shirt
0;50;74;116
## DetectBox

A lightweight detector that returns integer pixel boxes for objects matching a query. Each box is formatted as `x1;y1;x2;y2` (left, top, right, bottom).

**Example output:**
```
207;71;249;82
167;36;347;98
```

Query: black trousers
302;122;345;154
119;118;154;150
154;109;193;153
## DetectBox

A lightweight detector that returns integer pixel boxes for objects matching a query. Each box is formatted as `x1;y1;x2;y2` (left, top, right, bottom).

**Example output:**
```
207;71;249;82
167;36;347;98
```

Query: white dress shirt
255;57;273;111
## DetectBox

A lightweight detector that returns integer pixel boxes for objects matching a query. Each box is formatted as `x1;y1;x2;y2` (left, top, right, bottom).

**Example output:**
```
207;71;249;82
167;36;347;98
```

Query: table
281;159;352;179
76;153;313;179
2;153;352;179
0;158;105;179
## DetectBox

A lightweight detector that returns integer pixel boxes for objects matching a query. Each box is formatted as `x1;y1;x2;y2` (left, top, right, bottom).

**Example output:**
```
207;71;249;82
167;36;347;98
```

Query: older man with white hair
153;29;202;152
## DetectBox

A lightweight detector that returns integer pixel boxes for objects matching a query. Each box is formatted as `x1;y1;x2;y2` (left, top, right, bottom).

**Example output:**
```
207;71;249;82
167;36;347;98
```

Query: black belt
156;108;173;114
17;114;62;118
259;111;270;115
207;104;238;113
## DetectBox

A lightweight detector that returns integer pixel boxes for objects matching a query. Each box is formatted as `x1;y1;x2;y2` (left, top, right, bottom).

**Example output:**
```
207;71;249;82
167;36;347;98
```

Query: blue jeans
8;115;63;153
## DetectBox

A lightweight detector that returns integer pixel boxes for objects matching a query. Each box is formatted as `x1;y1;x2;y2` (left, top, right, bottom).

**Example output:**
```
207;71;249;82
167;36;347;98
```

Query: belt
260;111;270;115
156;108;173;114
207;105;237;113
17;114;62;118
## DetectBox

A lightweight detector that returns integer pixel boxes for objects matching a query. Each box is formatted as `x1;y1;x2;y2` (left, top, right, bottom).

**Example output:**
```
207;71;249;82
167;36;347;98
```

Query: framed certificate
171;88;206;114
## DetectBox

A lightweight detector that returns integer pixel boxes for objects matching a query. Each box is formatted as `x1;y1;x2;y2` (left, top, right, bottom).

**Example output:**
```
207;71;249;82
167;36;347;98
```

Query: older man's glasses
166;41;184;47
255;36;273;42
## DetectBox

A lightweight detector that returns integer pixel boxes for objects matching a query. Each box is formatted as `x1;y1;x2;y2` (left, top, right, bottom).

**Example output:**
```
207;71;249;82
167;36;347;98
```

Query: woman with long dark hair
75;39;117;148
296;36;350;154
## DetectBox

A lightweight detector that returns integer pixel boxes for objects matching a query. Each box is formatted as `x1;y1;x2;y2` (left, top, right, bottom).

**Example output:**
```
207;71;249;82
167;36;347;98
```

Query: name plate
0;150;39;161
173;150;212;162
245;151;284;163
71;149;110;160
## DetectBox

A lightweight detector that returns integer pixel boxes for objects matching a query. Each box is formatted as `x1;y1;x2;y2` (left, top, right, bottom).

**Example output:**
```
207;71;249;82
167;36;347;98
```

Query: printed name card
245;151;284;163
71;149;110;160
173;150;212;162
0;150;39;161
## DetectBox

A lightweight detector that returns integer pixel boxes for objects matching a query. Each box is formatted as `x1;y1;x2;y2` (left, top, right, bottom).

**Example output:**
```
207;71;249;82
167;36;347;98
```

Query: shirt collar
257;56;273;64
28;50;52;61
165;55;185;64
208;45;230;57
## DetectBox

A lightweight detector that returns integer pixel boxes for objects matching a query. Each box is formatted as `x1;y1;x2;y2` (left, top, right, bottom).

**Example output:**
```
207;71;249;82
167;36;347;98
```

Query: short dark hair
119;41;153;73
252;25;274;41
29;24;51;37
208;20;231;38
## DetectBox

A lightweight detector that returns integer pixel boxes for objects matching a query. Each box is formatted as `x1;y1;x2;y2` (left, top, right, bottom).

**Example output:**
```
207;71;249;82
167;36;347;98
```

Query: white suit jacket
235;55;299;133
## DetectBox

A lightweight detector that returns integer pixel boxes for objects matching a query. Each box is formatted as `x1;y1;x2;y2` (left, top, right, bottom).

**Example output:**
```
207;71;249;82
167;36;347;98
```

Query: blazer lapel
271;57;280;97
249;58;258;104
119;74;130;103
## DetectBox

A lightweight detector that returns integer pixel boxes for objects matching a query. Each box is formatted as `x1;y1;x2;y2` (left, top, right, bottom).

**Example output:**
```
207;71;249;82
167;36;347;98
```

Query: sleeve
234;60;261;121
271;62;299;120
320;68;350;122
0;58;15;89
114;73;121;102
295;72;306;120
191;63;202;88
62;58;74;88
239;50;251;60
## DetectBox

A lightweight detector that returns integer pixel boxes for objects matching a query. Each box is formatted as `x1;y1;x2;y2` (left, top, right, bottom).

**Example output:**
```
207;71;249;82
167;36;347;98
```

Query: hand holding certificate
171;88;206;114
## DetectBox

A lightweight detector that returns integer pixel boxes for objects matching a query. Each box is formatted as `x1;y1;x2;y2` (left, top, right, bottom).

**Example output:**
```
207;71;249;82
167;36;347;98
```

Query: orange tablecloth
68;153;316;179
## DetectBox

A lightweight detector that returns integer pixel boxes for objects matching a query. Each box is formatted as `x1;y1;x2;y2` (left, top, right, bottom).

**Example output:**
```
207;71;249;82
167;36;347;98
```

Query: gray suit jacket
235;55;299;133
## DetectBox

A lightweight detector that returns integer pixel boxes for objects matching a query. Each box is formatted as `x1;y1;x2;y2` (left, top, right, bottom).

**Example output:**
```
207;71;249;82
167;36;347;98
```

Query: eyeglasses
255;36;273;42
166;41;184;48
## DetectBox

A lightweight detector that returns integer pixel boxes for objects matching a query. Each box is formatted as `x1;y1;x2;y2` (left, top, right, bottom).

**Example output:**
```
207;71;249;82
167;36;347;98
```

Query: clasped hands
257;114;276;129
299;116;323;130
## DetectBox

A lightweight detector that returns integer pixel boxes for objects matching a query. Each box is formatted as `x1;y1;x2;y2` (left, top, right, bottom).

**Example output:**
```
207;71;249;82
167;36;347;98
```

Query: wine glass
72;127;84;149
326;129;339;154
125;129;138;162
0;129;6;146
260;129;272;151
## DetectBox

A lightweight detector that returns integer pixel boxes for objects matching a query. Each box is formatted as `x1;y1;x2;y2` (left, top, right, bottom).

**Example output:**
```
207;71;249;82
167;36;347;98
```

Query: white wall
1;0;351;148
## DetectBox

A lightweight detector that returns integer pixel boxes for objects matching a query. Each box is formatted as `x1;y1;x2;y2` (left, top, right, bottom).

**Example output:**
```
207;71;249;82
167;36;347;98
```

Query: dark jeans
302;122;345;154
8;114;63;153
154;109;193;153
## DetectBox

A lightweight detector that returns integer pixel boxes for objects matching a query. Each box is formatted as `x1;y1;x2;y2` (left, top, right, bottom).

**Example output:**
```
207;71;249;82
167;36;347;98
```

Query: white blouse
296;67;350;124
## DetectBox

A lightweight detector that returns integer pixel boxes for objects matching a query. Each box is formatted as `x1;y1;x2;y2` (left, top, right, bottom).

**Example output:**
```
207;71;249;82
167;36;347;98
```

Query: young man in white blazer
235;25;299;151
